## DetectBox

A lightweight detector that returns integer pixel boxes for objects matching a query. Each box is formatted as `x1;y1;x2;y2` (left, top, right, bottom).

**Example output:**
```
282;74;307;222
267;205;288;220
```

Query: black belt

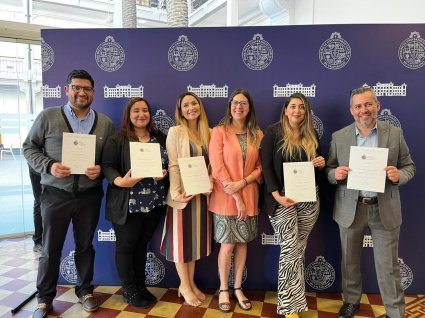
358;196;378;205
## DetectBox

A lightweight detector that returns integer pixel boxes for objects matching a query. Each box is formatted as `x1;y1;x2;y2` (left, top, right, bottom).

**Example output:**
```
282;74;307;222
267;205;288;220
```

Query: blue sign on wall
41;24;425;293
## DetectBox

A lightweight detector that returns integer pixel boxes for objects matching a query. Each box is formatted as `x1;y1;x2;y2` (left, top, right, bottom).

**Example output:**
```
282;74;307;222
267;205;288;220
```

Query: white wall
293;0;425;25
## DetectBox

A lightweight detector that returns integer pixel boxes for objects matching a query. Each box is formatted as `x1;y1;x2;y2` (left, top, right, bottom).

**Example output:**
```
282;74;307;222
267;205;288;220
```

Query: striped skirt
160;194;213;263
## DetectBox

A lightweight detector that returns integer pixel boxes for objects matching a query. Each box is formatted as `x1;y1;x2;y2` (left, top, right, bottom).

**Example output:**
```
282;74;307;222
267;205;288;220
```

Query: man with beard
326;86;415;318
23;69;114;318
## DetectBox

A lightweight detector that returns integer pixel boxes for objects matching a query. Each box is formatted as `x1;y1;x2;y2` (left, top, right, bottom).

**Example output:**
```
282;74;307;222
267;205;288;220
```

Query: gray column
259;0;291;25
122;0;137;27
166;0;188;27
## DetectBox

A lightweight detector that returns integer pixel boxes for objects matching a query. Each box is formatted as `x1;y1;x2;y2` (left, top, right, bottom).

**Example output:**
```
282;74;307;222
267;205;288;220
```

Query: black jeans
113;206;165;290
37;185;103;304
29;168;42;245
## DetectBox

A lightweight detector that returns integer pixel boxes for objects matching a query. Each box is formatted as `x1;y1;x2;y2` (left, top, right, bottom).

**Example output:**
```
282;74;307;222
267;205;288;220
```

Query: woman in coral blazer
209;88;263;313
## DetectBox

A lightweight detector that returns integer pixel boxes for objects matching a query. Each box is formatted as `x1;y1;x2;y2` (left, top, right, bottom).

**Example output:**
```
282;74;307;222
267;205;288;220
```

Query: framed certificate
62;132;96;174
178;156;210;196
283;161;316;202
129;142;163;178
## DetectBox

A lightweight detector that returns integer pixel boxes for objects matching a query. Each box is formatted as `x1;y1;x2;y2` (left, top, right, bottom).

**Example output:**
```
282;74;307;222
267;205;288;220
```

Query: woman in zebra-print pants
260;93;325;318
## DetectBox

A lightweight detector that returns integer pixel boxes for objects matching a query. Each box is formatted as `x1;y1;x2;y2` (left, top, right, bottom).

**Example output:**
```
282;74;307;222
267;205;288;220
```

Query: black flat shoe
338;302;360;318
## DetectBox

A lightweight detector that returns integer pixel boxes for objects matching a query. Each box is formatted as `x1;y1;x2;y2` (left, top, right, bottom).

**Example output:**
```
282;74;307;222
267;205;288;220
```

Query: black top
259;122;322;216
101;130;169;225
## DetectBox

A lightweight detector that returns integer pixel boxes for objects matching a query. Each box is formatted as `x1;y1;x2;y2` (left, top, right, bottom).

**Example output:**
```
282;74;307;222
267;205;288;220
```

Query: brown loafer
78;294;99;312
32;303;52;318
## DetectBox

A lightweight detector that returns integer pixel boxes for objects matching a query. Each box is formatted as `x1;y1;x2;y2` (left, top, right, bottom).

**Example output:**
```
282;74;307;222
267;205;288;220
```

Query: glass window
0;40;42;238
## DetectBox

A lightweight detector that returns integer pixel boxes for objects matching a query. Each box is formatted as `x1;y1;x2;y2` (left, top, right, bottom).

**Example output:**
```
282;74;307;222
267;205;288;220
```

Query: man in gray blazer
326;86;415;318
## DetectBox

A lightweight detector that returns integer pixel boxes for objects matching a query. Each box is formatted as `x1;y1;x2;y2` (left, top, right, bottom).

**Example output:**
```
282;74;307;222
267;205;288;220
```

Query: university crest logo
319;32;351;70
168;35;198;71
398;31;425;69
242;33;273;70
305;256;335;290
95;36;125;72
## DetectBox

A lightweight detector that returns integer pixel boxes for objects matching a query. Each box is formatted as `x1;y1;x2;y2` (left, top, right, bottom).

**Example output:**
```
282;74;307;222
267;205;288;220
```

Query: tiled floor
0;237;424;318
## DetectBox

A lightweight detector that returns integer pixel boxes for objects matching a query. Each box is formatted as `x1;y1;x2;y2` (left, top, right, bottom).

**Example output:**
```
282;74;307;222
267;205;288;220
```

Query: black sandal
233;287;251;311
218;289;231;313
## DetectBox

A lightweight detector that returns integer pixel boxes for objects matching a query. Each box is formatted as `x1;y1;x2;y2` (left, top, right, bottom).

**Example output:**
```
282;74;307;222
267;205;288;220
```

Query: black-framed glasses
231;100;249;107
69;84;94;93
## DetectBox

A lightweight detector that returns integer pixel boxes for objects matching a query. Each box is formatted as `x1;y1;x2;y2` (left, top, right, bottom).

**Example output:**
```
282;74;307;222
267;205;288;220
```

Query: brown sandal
233;287;251;311
218;289;231;313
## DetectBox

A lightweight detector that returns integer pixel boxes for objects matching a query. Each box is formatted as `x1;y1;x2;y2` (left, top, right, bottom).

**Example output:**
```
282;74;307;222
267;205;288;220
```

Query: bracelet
243;178;248;186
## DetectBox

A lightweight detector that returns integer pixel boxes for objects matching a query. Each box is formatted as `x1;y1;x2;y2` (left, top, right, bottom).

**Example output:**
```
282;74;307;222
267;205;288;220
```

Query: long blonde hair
175;92;211;149
223;88;261;148
279;93;318;160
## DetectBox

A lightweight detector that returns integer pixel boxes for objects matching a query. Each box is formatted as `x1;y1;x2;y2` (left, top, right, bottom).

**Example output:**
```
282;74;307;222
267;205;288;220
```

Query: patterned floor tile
0;236;424;318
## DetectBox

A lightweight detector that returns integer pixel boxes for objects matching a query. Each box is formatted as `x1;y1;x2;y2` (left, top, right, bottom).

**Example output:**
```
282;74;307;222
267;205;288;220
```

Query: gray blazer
326;121;415;230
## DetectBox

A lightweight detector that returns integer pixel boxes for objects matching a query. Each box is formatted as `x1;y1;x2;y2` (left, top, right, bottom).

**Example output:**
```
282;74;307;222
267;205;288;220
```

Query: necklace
136;133;150;142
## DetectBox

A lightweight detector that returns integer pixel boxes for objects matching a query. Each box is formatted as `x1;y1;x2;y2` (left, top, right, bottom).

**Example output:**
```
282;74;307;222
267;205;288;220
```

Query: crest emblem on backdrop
312;111;324;139
398;31;425;69
168;35;198;71
242;33;273;70
95;36;125;72
319;32;351;70
377;109;401;128
305;256;335;290
41;38;55;72
399;258;413;290
152;109;174;134
60;251;78;284
145;252;165;285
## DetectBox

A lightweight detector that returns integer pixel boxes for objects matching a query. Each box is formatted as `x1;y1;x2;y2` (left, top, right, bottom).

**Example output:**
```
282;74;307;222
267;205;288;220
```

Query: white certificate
178;156;210;196
129;142;163;178
347;146;388;193
283;161;316;202
62;132;96;174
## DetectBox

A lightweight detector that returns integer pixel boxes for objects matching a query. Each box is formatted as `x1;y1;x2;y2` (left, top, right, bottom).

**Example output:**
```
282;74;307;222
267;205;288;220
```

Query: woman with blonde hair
209;88;263;313
260;93;325;318
160;92;213;307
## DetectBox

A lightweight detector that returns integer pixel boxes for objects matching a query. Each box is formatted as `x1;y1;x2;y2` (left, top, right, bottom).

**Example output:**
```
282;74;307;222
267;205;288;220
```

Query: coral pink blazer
209;125;263;216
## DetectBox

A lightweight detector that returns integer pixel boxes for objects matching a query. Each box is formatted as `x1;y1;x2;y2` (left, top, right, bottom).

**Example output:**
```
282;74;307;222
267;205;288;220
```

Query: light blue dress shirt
355;122;378;198
63;103;95;134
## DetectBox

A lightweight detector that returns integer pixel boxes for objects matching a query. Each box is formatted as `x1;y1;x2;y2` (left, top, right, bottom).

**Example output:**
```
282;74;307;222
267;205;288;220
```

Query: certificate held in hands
129;142;163;178
347;146;388;193
283;161;316;202
178;156;210;196
62;132;96;174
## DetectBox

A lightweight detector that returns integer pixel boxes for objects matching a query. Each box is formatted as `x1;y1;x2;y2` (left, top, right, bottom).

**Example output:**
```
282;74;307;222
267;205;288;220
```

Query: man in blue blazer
326;86;415;318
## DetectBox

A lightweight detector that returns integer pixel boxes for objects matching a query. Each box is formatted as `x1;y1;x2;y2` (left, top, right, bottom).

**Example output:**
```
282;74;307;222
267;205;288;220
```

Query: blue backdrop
40;24;425;293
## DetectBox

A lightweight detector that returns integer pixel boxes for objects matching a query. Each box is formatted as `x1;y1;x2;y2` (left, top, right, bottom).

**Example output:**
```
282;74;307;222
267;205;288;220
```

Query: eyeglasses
231;100;249;107
69;85;94;93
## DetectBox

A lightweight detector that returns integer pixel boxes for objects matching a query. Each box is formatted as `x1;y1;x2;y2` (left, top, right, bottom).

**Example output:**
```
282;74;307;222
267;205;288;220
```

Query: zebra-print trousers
269;188;320;315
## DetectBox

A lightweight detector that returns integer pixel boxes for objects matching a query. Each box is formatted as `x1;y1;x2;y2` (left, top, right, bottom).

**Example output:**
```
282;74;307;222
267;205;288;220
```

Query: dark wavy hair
119;97;156;141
